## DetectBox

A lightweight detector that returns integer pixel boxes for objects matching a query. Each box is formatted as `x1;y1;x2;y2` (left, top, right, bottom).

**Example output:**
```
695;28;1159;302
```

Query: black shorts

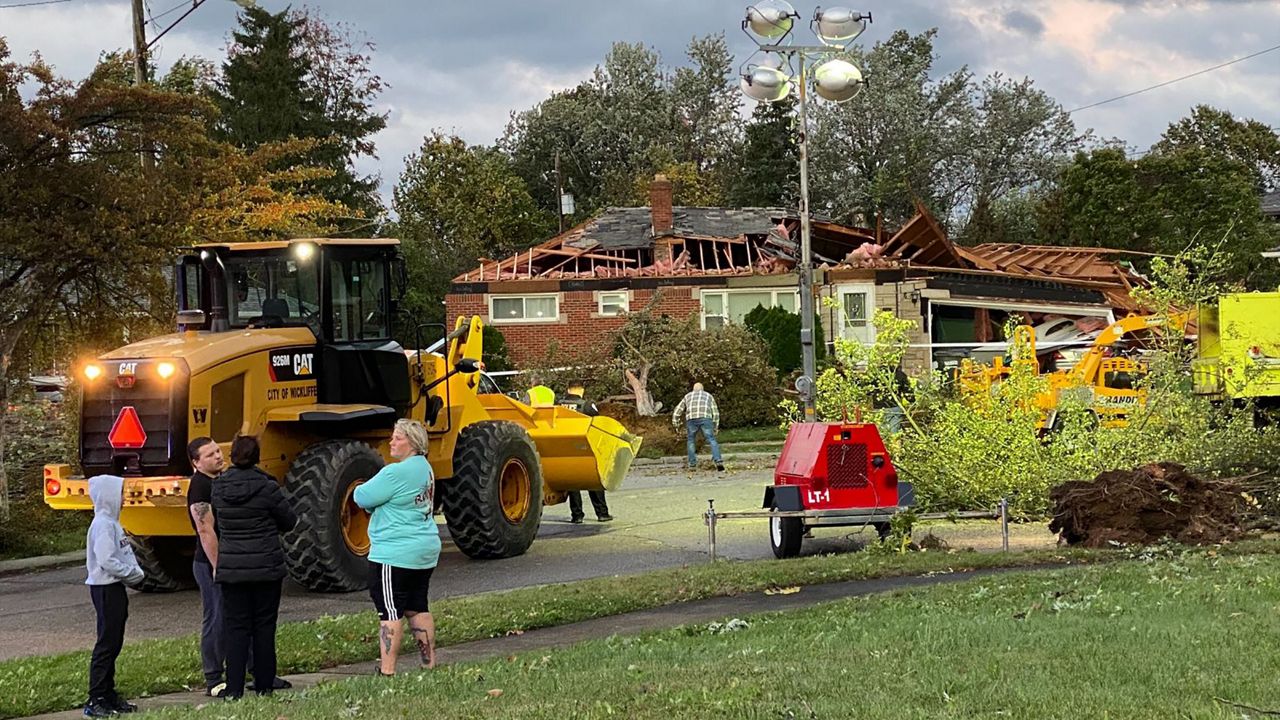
368;561;433;621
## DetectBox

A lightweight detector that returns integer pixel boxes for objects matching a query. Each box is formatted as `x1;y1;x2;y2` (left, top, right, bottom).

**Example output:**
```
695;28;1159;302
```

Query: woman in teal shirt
354;419;440;675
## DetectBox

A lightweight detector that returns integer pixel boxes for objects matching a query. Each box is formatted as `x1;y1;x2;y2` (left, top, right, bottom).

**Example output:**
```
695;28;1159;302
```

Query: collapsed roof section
455;206;878;282
454;190;1149;310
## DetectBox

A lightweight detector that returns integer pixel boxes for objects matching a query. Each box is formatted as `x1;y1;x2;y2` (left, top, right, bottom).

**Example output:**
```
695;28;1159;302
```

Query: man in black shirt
187;437;226;696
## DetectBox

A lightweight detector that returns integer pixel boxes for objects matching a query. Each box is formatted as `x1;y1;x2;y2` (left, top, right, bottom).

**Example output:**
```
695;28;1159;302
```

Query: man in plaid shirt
672;383;724;471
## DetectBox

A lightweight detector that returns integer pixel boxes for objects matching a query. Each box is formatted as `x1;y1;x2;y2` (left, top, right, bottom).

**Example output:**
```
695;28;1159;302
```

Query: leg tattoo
411;627;432;666
380;625;394;655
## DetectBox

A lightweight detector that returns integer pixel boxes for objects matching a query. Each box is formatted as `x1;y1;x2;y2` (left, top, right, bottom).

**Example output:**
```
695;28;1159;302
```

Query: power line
148;0;189;24
1068;41;1280;114
0;0;74;8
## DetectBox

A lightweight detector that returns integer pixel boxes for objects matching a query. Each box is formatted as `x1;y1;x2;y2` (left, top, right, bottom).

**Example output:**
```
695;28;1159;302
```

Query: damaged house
446;176;1150;373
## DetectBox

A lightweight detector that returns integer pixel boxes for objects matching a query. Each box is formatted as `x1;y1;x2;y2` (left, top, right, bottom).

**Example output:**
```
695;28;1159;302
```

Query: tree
1036;146;1153;251
809;29;974;227
1036;144;1280;284
670;34;740;183
956;73;1082;245
581;42;676;206
808;30;1082;232
726;95;798;208
1154;105;1280;193
213;6;387;222
0;41;345;519
393;133;549;329
503;36;740;217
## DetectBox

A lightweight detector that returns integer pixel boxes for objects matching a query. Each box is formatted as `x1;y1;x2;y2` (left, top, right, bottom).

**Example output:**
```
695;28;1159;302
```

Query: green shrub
743;305;824;375
481;325;512;373
1;402;87;559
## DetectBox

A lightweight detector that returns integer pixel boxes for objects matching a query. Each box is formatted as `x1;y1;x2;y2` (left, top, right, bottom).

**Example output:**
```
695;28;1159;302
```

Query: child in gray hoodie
84;475;145;717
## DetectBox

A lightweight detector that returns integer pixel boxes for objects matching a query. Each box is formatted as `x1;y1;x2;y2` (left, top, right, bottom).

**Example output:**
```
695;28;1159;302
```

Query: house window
700;289;800;329
489;294;559;324
597;291;629;317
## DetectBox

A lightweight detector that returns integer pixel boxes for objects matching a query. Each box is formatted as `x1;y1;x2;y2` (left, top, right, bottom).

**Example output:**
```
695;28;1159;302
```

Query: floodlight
812;58;864;102
744;0;797;39
813;7;870;46
740;66;793;103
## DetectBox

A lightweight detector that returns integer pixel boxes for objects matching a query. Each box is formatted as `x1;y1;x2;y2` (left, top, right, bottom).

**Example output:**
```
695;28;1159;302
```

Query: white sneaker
205;682;226;698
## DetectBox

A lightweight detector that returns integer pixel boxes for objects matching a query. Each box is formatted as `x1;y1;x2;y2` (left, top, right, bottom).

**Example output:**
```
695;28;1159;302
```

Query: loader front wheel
128;535;195;592
282;440;384;592
444;421;543;559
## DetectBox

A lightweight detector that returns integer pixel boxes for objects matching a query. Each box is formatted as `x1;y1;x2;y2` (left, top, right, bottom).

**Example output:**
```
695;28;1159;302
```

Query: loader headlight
83;364;103;381
156;361;176;379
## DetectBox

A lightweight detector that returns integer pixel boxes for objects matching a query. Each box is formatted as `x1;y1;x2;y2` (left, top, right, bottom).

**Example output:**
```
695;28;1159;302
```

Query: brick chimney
650;174;673;235
650;174;675;264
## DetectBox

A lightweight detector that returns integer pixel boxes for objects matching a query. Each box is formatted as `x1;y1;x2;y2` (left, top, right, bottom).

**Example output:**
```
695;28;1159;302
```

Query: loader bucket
526;413;642;492
478;397;643;492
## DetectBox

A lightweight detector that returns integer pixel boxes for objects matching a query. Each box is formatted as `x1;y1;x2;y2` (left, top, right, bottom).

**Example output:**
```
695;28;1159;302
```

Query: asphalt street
0;461;1056;661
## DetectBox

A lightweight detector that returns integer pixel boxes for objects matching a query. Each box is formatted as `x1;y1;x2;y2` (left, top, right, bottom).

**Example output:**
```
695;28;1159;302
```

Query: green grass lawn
716;426;788;444
0;546;1105;719
147;546;1280;720
0;524;85;562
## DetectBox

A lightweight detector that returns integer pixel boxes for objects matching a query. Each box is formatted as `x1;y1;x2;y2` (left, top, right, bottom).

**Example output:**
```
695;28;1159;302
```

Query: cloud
2;0;1277;205
1003;9;1046;37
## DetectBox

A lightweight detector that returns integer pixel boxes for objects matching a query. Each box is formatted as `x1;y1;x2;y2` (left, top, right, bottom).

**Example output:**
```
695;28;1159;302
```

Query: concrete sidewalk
0;551;82;577
18;564;1056;720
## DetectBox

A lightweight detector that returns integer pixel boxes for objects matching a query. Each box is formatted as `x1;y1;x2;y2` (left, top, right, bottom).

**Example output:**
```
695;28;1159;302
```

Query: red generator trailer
763;421;912;558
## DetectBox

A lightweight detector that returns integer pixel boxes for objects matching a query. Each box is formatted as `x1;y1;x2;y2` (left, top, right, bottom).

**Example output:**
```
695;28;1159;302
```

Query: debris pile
1049;462;1250;547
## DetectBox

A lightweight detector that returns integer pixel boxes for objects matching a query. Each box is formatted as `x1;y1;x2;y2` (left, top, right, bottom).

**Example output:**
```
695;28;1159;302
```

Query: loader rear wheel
282;440;384;593
127;535;194;593
769;515;804;559
444;421;543;559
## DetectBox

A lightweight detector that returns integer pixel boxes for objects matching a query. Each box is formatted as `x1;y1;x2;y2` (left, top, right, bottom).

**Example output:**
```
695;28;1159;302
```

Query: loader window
329;257;390;341
226;255;321;332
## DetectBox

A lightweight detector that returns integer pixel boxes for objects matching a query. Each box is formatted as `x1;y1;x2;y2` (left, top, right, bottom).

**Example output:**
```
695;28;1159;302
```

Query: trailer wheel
769;515;804;559
282;440;385;593
128;535;195;593
444;421;543;559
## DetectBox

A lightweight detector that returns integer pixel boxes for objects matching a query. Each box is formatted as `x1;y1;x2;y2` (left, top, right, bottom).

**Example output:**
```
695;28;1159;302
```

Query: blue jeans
685;418;722;467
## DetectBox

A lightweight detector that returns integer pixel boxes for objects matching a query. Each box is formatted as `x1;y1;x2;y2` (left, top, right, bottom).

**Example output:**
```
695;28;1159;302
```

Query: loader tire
127;535;195;593
282;440;384;593
444;421;543;559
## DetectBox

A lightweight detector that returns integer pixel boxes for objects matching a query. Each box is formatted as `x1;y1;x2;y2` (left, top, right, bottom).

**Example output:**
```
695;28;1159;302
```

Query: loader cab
176;239;411;417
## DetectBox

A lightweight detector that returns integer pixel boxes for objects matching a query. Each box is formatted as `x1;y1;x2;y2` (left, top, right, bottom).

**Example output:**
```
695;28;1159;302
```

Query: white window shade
489;294;559;324
598;291;629;316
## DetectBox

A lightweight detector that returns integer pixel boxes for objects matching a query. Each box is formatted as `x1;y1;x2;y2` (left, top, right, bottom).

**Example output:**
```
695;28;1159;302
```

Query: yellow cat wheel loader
43;239;641;592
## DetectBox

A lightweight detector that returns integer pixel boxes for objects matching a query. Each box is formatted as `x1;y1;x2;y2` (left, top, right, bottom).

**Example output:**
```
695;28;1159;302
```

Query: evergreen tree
727;95;798;208
212;6;386;222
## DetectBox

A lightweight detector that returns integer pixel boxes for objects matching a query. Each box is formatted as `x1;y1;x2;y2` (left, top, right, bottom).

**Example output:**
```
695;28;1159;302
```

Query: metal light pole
795;50;816;421
740;3;870;422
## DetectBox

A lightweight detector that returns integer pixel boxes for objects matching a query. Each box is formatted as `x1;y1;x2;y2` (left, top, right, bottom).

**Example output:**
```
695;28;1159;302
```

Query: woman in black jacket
212;435;297;699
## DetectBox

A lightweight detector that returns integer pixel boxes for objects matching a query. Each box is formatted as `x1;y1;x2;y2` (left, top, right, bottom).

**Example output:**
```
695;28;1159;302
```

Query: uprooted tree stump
1049;462;1251;547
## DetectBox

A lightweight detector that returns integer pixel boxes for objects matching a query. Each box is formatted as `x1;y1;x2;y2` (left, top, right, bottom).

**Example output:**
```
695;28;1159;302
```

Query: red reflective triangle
108;406;148;449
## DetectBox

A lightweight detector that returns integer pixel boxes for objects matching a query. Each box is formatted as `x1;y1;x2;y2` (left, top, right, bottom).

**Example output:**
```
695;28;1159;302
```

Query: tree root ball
1049;462;1249;547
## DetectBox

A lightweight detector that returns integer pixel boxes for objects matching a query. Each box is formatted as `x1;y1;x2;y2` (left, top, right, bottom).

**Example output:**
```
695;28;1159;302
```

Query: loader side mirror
455;358;483;374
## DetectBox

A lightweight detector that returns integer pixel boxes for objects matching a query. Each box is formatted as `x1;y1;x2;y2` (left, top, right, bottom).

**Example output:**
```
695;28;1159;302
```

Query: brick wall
446;286;703;366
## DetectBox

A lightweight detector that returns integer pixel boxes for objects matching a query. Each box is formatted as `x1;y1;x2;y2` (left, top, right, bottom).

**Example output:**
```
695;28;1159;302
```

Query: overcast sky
3;0;1278;205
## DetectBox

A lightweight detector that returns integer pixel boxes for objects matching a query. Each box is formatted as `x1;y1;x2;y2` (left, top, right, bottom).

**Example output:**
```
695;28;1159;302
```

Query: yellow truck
1193;291;1280;406
44;239;641;592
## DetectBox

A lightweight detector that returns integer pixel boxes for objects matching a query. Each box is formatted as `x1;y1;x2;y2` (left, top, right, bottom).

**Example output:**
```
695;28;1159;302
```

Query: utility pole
130;0;154;169
554;149;564;233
